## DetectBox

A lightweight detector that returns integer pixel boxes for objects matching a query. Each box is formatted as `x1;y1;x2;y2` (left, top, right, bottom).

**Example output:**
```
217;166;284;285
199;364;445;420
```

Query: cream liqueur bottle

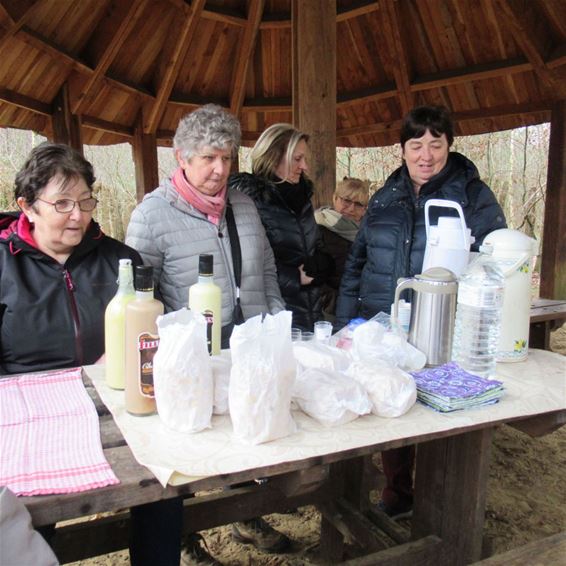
188;254;222;355
105;258;136;390
125;265;163;415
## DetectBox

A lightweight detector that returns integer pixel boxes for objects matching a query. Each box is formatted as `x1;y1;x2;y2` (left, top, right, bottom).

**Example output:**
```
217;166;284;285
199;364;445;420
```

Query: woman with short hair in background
315;177;369;321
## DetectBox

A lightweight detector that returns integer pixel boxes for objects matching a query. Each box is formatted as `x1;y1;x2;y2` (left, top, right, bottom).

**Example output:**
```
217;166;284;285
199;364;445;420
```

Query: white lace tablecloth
88;349;565;487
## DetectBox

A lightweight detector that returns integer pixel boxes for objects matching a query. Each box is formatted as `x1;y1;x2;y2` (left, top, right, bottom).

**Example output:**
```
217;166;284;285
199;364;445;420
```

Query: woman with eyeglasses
229;123;334;331
314;177;369;321
0;141;141;374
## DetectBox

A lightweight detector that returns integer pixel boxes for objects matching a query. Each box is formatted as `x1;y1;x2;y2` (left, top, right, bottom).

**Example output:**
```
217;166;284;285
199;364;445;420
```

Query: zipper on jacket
63;269;83;365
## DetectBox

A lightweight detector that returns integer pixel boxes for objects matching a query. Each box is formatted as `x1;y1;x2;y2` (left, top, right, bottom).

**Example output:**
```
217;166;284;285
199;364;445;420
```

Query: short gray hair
173;104;241;160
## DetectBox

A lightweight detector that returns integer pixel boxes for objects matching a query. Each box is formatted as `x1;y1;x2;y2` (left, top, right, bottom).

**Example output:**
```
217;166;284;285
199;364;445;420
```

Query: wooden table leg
412;428;493;566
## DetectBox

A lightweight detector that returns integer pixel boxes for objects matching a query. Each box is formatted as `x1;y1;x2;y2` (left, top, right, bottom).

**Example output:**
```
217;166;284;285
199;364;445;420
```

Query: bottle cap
199;254;214;276
134;265;154;291
119;258;132;267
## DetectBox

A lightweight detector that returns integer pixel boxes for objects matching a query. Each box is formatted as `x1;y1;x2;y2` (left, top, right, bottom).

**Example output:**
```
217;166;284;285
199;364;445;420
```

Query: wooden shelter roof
0;0;565;148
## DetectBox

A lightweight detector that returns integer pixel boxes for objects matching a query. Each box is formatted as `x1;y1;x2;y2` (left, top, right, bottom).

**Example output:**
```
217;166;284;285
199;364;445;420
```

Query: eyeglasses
36;197;98;213
337;195;366;210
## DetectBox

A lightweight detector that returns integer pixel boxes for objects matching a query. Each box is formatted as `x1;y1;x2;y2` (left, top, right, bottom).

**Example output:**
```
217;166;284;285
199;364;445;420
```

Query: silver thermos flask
392;267;458;366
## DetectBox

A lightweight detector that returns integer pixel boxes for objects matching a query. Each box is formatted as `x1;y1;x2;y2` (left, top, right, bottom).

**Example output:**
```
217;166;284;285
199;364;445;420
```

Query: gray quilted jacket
125;179;284;326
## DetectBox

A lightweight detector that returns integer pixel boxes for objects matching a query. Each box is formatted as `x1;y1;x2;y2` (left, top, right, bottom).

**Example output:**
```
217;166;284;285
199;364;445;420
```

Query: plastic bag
352;320;426;371
229;311;296;444
211;350;231;415
293;341;352;374
292;367;372;426
153;308;213;432
346;360;416;418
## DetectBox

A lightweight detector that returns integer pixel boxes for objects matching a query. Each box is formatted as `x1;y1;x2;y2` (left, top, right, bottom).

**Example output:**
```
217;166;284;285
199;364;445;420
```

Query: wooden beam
229;0;264;116
242;96;291;112
16;27;155;101
72;0;147;115
451;100;552;121
540;101;566;299
0;0;41;52
495;0;565;97
144;0;206;134
336;0;379;22
381;0;413;115
132;113;158;200
202;5;246;27
292;0;337;209
0;87;51;116
82;115;134;138
547;43;566;70
411;57;533;92
337;84;397;108
52;83;83;153
338;119;403;138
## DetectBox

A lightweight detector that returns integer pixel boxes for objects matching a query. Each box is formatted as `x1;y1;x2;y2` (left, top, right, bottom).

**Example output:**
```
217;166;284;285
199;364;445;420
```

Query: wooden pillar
292;0;336;208
52;83;83;154
540;101;566;299
132;113;158;202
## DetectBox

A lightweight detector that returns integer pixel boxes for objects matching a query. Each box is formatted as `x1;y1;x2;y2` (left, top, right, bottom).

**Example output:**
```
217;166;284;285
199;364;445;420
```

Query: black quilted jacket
0;212;142;375
336;152;507;328
229;173;332;330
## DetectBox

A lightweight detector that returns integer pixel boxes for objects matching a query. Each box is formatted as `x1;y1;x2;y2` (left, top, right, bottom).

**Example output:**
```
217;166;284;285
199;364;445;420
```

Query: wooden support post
540;101;566;300
132;113;158;202
51;83;83;154
412;429;493;566
291;0;336;208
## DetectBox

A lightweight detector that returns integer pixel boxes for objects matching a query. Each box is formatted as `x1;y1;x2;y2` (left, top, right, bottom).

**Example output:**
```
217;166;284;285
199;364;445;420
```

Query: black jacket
229;173;333;330
336;152;507;327
0;212;142;375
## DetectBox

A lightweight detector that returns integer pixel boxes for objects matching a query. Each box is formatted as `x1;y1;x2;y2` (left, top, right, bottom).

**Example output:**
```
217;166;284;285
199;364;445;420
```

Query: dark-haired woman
0;142;180;566
336;105;507;519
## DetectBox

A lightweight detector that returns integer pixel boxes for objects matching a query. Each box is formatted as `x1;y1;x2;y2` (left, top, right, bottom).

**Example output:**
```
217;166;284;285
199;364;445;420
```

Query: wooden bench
530;298;566;350
472;531;566;565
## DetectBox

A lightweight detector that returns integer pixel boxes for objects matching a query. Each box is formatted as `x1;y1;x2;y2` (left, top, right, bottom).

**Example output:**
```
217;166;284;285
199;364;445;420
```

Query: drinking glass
314;321;333;343
301;331;315;342
291;328;302;342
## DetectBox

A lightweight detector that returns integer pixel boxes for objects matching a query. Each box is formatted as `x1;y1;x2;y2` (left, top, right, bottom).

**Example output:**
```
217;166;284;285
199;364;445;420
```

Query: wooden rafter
229;0;264;116
15;27;154;101
0;86;51;115
495;0;565;97
381;0;413;115
144;0;206;134
0;0;42;52
72;0;148;115
336;0;379;22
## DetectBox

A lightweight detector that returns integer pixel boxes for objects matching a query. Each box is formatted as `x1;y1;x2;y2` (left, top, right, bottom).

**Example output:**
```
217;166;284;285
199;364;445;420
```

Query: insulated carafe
392;267;458;366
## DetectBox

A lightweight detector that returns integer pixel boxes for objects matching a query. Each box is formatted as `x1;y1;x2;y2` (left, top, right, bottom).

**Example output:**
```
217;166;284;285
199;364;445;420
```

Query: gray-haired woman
125;104;289;562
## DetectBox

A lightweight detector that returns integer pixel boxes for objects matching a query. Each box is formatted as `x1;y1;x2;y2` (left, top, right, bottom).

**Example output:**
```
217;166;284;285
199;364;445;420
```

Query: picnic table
20;349;566;565
529;298;566;350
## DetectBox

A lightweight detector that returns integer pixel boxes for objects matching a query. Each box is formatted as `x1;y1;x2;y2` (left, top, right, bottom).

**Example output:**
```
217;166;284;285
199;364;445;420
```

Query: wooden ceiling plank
495;0;562;95
0;2;15;25
202;5;246;27
547;43;566;69
411;57;533;92
381;0;413;115
72;0;148;115
230;0;264;116
337;84;397;108
144;0;206;134
0;86;51;115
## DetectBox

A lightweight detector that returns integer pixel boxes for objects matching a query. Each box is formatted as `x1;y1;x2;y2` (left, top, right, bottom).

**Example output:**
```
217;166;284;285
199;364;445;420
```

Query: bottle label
203;309;214;354
458;284;503;308
137;332;159;398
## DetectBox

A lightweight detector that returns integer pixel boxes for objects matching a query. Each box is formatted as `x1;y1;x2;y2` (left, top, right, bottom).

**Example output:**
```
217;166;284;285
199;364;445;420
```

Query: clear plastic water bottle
451;257;505;378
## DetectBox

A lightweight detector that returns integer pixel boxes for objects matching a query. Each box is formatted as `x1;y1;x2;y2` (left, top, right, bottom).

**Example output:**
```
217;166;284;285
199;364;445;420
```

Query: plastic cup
314;321;333;343
291;328;302;342
301;331;315;342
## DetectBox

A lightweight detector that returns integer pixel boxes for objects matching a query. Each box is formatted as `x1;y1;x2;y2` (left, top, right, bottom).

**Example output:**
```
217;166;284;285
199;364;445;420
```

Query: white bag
293;341;352;374
229;311;296;444
346;360;416;418
293;368;372;426
153;309;213;432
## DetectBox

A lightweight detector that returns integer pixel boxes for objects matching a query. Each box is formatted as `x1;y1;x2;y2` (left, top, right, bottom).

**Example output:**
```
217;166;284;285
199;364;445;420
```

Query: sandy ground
71;328;566;565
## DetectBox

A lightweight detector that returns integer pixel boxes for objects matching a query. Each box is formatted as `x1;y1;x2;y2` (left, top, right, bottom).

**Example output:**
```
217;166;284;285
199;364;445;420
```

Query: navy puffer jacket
229;172;331;330
336;152;507;328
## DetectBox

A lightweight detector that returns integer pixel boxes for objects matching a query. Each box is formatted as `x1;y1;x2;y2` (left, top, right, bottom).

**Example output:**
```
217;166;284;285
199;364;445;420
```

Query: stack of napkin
410;362;504;412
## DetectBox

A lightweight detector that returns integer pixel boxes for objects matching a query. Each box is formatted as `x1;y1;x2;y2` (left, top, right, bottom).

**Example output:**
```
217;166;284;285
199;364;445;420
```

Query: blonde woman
229;123;334;331
315;177;369;320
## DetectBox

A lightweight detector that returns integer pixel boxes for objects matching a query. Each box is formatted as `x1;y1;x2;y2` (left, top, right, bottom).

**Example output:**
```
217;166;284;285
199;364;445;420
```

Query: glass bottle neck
198;274;214;284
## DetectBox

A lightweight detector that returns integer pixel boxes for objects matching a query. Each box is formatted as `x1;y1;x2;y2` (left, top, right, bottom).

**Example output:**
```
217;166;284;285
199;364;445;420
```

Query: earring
27;216;33;223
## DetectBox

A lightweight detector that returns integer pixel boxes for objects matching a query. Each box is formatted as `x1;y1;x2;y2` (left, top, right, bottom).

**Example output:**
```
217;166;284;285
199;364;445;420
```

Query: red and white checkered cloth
0;367;119;496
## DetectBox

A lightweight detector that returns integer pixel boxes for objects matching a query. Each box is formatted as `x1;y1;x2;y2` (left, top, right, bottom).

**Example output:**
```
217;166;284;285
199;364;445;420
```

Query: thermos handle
425;199;469;245
392;278;415;322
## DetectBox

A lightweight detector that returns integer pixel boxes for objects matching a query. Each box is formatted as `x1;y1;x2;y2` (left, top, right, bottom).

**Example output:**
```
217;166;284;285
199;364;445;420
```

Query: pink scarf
171;167;226;225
